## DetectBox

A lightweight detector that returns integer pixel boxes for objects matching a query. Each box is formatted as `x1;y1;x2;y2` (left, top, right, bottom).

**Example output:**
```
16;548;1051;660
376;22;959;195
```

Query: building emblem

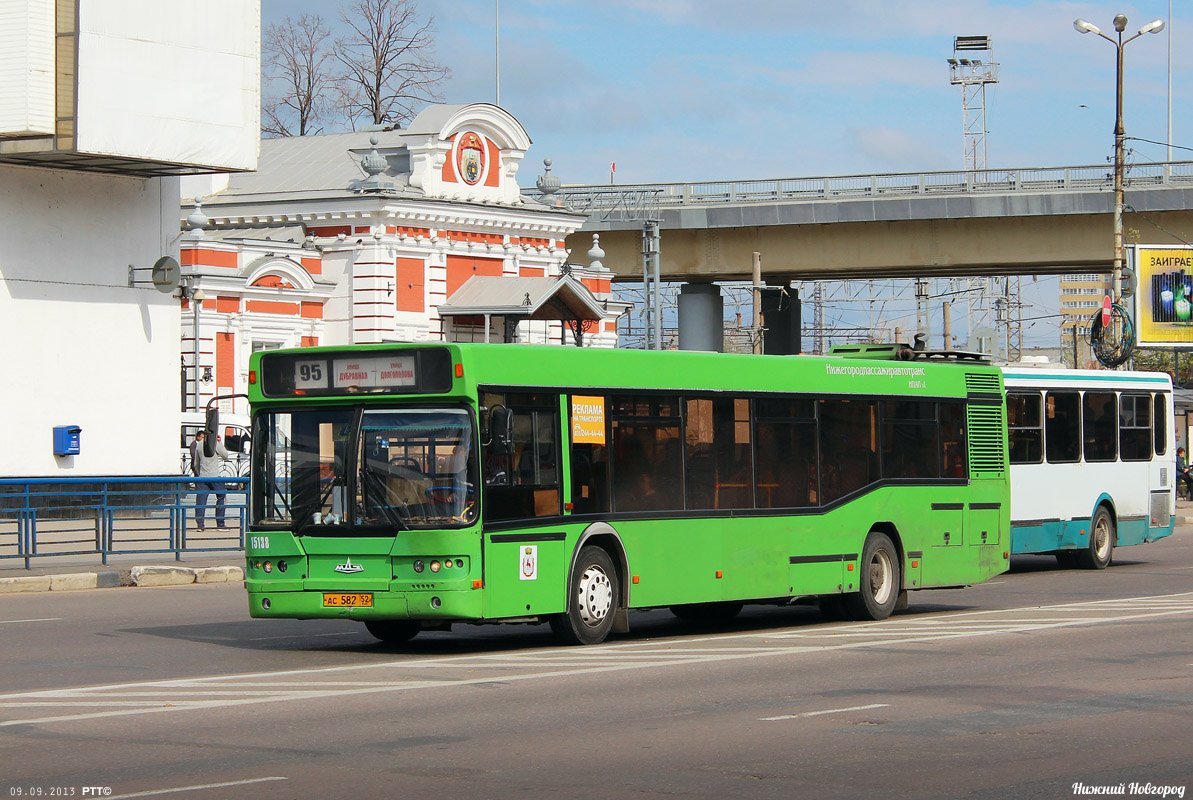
457;131;485;185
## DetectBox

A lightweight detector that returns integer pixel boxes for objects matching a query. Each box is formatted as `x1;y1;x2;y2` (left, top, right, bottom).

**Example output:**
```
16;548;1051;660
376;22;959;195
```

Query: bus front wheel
1077;507;1115;570
550;546;619;645
364;620;421;643
843;532;901;621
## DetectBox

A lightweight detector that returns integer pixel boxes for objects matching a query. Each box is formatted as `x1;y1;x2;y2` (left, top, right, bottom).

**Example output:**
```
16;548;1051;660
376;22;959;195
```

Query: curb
0;565;243;595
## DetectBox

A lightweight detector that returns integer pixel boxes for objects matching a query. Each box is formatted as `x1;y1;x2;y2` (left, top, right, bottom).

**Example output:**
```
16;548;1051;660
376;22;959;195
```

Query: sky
261;0;1188;349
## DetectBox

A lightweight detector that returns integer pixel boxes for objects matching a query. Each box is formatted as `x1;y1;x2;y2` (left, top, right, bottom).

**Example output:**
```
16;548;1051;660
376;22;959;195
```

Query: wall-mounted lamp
201;366;213;383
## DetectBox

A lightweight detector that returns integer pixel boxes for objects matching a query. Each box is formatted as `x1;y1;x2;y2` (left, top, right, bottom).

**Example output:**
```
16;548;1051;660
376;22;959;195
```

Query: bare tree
262;14;335;137
333;0;450;129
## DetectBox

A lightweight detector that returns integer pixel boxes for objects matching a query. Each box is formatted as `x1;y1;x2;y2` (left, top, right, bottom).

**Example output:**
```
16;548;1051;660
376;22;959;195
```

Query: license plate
322;592;373;608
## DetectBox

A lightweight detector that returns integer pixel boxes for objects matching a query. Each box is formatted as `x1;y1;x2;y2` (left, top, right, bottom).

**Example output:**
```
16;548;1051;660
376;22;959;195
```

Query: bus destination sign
291;355;415;390
260;347;453;397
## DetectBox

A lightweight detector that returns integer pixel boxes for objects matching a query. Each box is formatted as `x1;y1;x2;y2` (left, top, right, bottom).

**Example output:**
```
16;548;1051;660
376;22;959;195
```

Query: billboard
1133;245;1193;347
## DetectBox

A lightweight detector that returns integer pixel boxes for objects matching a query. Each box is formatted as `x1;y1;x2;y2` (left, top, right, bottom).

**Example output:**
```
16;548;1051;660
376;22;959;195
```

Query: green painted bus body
244;343;1009;626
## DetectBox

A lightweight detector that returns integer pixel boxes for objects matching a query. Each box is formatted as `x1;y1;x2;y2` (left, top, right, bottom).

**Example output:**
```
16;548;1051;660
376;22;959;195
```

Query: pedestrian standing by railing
192;430;231;530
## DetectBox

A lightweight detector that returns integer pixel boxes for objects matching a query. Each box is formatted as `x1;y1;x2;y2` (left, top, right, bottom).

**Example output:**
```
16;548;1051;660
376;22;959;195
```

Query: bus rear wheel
364;620;421;643
550;546;619;645
843;532;901;621
1076;507;1115;570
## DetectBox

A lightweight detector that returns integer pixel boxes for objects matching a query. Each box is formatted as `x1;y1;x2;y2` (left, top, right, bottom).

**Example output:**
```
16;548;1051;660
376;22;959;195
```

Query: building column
678;283;723;352
351;242;395;344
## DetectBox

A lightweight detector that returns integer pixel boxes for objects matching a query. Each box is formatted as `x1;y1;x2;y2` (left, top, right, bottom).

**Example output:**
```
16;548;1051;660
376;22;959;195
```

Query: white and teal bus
1003;365;1176;568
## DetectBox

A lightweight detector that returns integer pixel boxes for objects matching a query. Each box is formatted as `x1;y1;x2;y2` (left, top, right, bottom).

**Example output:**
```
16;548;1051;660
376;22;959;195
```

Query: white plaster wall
0;165;181;477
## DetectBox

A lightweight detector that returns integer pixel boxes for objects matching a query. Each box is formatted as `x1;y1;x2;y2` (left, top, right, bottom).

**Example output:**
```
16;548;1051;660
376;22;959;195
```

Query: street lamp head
1139;18;1165;35
1113;15;1128;32
1073;18;1101;35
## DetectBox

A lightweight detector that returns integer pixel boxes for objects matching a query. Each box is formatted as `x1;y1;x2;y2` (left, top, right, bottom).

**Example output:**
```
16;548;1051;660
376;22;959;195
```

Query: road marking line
107;777;287;799
4;592;1193;727
761;703;890;721
0;618;62;625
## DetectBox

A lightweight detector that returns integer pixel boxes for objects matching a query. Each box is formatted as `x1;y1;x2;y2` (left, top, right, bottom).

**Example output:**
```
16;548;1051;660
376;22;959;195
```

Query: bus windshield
251;407;476;531
357;408;476;527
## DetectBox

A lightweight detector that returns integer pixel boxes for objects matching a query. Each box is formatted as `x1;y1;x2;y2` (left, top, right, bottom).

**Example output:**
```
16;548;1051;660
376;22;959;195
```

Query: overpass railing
0;477;246;569
530;161;1193;214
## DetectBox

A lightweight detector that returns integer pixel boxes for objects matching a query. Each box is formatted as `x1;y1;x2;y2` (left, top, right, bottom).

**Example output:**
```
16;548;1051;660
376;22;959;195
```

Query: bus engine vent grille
1150;490;1172;529
964;372;1002;393
966;404;1006;477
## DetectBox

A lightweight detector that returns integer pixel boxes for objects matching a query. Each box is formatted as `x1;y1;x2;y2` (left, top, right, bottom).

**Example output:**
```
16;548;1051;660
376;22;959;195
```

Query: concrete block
49;573;98;591
194;566;244;584
130;566;196;587
0;576;52;593
96;571;121;588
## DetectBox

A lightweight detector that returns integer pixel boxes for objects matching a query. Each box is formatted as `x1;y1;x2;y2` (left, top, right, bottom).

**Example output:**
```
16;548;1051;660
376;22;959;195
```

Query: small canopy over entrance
438;275;610;345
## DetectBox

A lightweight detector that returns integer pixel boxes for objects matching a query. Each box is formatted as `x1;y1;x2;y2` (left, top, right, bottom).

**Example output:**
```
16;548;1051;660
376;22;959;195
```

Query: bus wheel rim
1094;517;1112;559
577;566;612;625
869;550;893;605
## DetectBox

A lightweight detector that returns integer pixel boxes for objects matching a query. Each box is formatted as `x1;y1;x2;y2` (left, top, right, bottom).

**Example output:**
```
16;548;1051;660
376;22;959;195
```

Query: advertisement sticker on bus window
520;545;538;580
332;355;416;389
571;395;606;444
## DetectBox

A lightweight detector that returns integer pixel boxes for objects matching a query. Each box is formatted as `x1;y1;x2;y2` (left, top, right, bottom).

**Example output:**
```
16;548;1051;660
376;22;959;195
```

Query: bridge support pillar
678;283;723;352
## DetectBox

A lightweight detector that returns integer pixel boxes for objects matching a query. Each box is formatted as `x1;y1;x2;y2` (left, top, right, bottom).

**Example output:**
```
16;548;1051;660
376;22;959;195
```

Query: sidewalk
0;550;245;594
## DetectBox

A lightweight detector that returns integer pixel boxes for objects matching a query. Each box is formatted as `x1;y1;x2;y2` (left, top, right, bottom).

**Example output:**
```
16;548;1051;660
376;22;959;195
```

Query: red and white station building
180;103;627;414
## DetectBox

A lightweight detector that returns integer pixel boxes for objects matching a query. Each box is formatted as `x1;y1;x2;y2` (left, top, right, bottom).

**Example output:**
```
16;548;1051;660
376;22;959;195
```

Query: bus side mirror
488;406;514;455
203;407;220;458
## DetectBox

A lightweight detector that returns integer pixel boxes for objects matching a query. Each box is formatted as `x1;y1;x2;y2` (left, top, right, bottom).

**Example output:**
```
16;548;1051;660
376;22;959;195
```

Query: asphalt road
2;530;1192;800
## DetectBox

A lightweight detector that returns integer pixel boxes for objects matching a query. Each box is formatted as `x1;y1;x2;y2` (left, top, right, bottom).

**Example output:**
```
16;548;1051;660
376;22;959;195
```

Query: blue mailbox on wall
53;425;82;456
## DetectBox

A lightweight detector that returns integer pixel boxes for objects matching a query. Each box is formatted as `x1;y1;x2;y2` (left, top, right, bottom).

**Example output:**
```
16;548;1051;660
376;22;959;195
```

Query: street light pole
1074;15;1164;304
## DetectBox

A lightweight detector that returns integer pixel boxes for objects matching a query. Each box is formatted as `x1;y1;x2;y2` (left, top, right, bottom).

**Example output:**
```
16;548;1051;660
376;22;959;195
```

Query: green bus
243;342;1009;645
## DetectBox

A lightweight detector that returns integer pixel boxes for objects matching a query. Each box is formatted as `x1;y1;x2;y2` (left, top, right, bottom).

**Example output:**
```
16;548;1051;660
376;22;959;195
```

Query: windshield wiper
359;463;411;531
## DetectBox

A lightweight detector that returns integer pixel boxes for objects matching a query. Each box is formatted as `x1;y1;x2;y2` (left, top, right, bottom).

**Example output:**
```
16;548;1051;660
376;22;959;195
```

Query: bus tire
364;620;420;643
843;532;901;621
550;546;619;645
1077;507;1115;570
670;601;743;622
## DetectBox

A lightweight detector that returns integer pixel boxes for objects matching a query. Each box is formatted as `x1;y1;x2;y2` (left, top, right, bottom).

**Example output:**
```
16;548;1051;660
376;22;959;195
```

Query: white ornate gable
402;103;530;204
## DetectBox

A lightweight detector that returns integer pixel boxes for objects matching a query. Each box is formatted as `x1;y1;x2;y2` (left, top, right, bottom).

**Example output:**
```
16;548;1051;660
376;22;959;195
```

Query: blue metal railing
0;477;247;569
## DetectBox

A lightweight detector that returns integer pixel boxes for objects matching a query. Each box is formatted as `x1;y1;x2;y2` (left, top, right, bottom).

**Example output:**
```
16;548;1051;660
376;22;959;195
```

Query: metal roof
438;275;607;321
207;129;412;201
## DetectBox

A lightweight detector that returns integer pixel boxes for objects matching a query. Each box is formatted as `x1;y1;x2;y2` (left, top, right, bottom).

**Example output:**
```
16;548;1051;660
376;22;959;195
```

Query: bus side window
818;397;877;505
1082;392;1117;462
1045;392;1081;463
1119;393;1151;461
754;397;817;507
608;394;683;513
1006;392;1042;465
1154;393;1168;456
482;392;561;521
941;402;967;478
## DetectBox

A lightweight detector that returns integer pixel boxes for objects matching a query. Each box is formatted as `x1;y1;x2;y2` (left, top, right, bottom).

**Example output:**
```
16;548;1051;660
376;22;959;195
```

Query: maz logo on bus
334;557;365;574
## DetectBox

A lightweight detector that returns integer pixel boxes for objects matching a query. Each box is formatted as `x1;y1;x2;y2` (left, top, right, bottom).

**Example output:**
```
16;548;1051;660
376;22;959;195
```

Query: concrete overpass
541;161;1193;282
